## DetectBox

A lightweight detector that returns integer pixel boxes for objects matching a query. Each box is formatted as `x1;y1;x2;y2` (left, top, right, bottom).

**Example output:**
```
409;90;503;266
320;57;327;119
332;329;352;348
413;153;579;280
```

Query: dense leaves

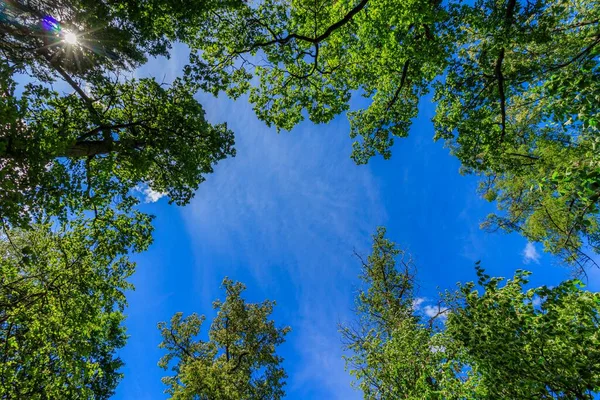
158;279;290;400
340;227;481;399
183;0;600;269
342;228;600;399
0;212;152;399
1;66;234;227
0;0;235;228
184;0;448;163
0;0;232;82
434;0;600;271
448;265;600;399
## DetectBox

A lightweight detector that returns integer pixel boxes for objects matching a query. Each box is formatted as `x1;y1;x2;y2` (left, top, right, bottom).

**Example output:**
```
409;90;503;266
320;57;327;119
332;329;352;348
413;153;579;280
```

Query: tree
447;265;600;399
0;211;152;399
433;0;600;272
343;228;600;399
182;0;600;269
183;0;448;163
340;227;481;399
0;0;236;228
158;279;290;400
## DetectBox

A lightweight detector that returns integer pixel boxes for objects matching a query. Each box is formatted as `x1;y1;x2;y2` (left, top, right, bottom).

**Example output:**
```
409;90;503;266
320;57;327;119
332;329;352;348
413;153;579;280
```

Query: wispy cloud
522;242;541;264
182;93;385;398
292;311;359;400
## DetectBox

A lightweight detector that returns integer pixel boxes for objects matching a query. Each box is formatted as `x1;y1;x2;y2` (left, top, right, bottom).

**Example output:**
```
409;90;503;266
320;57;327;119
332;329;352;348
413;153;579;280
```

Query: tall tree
0;0;236;227
182;0;600;270
158;279;290;400
343;228;600;399
0;211;152;399
1;2;238;396
340;227;481;399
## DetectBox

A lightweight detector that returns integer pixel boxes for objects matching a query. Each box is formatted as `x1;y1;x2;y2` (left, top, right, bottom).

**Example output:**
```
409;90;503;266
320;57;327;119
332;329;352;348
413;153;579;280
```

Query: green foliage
340;228;481;399
182;0;600;268
1;69;234;226
434;0;600;270
0;0;228;82
184;0;448;163
0;213;152;399
158;279;290;400
1;2;239;396
448;264;600;399
343;228;600;399
0;1;236;228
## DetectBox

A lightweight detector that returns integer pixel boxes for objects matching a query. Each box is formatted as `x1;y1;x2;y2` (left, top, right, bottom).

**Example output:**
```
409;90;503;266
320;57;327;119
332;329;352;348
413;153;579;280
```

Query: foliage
158;279;290;400
340;227;481;399
448;264;600;399
0;2;239;396
0;212;152;399
434;0;600;271
343;228;600;399
0;0;236;228
184;0;448;163
182;0;600;269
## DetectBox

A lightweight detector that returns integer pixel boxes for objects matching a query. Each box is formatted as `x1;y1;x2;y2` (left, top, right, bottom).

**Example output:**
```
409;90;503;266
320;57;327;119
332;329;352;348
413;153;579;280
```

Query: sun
63;31;78;45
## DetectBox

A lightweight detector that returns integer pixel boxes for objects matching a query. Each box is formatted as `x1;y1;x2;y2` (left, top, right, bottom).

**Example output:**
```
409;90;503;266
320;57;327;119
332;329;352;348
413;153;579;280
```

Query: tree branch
244;0;368;49
76;121;148;142
495;48;507;142
229;351;249;374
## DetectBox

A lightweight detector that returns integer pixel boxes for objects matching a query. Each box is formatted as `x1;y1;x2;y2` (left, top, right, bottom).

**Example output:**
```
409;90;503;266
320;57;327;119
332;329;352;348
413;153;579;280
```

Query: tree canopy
182;0;600;269
447;265;600;399
2;0;600;397
158;279;290;400
0;211;152;399
1;1;237;396
340;227;482;399
341;227;600;399
0;0;236;228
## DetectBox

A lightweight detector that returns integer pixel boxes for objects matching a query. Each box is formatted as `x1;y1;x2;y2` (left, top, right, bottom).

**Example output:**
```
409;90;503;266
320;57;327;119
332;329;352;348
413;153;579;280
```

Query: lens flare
63;31;78;45
41;16;60;33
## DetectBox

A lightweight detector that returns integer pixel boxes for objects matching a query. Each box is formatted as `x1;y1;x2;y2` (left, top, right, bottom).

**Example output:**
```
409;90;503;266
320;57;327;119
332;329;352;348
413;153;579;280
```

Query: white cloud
412;297;426;310
413;298;448;322
143;187;166;203
423;305;448;320
134;184;167;203
522;242;541;264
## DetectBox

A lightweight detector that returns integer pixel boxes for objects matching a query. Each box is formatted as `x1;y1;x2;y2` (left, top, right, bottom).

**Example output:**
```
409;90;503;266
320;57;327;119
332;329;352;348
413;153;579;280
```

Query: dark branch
245;0;368;49
76;121;148;142
229;351;249;374
495;48;507;142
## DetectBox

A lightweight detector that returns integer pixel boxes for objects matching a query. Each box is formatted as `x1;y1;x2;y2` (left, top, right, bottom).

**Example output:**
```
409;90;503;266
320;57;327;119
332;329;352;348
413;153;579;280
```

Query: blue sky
102;47;600;399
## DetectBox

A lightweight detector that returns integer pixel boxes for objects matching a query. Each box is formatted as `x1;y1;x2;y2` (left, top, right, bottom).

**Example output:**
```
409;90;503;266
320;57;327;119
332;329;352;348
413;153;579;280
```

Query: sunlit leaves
448;266;600;398
0;213;152;399
158;279;290;400
343;228;600;399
